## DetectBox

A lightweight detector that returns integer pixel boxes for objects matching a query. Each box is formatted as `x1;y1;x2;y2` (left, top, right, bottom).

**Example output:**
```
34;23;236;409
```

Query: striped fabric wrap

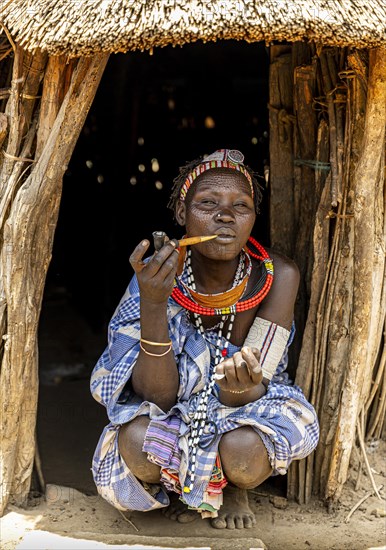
179;149;254;201
90;269;320;515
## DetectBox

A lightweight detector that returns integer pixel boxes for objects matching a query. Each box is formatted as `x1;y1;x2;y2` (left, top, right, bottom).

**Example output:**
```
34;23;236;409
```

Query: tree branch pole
0;52;109;516
269;45;295;258
326;47;386;502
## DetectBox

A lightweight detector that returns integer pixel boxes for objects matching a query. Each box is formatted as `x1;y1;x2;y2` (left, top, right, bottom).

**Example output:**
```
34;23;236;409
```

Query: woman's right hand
129;239;179;305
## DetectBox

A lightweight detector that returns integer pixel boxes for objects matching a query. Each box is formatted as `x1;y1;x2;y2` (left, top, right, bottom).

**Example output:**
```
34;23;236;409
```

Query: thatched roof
2;0;386;57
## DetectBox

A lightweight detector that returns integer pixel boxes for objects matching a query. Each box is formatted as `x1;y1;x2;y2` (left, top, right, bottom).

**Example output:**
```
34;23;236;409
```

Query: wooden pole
313;68;365;498
291;55;318;368
269;44;295;257
326;47;386;502
0;51;109;516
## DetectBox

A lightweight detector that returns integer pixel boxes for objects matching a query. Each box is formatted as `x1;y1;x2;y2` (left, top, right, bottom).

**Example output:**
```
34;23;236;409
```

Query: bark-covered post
269;44;295;257
326;47;386;502
0;50;108;516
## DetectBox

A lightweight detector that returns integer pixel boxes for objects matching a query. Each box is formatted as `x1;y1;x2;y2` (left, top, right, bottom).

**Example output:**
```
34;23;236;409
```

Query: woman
90;149;319;530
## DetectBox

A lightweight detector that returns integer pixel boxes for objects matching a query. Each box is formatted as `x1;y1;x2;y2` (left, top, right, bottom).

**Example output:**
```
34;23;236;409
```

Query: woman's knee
219;427;272;489
118;416;160;483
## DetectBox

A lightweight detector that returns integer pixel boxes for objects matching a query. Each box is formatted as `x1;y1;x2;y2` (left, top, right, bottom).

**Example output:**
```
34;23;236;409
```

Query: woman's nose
215;208;235;222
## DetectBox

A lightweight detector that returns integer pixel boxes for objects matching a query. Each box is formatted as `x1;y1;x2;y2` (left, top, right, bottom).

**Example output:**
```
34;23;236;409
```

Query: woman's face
176;169;256;261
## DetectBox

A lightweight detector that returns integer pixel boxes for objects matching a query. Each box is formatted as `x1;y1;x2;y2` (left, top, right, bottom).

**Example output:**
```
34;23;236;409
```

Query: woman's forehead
192;169;253;195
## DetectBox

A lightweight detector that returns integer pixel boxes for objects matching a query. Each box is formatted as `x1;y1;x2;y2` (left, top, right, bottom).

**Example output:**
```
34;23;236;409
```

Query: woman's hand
129;238;179;305
214;346;263;393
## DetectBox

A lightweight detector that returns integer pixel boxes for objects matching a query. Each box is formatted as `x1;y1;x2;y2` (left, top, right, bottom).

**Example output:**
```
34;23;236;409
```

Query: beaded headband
179;149;254;202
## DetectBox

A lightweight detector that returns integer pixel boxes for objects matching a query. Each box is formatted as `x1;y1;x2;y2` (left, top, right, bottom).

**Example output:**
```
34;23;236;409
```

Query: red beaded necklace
171;237;274;316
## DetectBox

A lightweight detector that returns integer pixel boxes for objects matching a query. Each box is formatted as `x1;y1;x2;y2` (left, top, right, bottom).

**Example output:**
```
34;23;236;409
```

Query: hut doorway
36;40;279;496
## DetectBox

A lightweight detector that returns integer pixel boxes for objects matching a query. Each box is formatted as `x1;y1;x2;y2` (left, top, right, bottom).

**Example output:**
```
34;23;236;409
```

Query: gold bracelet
222;388;250;394
140;342;172;357
140;337;172;347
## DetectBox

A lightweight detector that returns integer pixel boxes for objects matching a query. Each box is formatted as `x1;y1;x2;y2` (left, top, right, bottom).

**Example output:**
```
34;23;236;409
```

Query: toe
162;506;178;520
211;517;227;529
226;516;236;530
235;516;244;529
244;516;253;529
177;510;197;524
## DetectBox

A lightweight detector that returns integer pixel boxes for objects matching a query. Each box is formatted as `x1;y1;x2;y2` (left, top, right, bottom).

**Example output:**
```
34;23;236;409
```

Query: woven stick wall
269;44;386;504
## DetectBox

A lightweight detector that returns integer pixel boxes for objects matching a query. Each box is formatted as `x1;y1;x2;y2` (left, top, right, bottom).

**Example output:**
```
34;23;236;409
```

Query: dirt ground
2;451;386;550
1;291;385;550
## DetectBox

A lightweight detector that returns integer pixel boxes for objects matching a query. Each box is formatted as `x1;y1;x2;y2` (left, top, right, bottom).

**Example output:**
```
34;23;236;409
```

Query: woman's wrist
140;296;169;310
218;382;266;406
140;297;170;341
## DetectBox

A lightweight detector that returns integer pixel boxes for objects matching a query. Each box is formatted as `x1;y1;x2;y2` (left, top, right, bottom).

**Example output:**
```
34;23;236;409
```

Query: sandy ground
1;293;385;550
1;463;385;550
2;377;385;550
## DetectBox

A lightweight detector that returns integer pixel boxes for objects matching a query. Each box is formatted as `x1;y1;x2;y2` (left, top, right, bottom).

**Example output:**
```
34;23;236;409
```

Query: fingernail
142;240;148;247
237;361;247;369
213;373;226;380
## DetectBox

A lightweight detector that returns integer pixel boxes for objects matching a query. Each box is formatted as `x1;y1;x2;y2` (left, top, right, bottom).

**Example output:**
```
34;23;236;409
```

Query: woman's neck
189;251;240;294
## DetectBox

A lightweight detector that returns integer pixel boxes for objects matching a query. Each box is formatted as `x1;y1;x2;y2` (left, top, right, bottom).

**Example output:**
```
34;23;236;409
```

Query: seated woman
90;149;319;530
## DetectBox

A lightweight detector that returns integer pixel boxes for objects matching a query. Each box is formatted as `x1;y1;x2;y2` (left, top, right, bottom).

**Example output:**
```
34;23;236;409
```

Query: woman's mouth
214;230;236;243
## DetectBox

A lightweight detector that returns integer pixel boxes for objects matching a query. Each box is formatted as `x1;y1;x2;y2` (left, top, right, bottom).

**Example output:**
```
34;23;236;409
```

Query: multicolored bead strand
182;249;241;493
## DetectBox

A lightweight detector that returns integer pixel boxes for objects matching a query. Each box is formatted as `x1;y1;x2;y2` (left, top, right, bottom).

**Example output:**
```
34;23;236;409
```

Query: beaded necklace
183;248;244;493
172;237;274;316
179;250;251;309
179;238;274;494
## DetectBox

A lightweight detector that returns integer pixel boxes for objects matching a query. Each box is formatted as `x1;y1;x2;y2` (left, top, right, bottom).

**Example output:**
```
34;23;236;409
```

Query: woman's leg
211;426;272;530
219;426;272;488
118;416;161;483
118;416;197;523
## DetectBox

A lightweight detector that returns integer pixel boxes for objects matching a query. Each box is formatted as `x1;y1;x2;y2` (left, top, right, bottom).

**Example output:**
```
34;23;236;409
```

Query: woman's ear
175;200;186;226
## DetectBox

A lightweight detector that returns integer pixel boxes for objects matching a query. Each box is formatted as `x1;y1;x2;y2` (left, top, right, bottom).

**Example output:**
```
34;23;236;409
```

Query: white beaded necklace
182;248;246;493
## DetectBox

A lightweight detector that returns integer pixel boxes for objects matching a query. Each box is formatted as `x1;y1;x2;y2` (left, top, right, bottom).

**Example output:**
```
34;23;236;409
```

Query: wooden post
291;55;318;367
0;51;109;516
269;44;295;257
326;47;386;502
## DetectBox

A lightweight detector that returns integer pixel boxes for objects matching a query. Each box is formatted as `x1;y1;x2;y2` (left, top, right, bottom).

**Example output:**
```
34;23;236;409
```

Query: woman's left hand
214;346;263;393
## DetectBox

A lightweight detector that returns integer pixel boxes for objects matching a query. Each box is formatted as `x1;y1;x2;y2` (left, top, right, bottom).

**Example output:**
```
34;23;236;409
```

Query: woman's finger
241;346;263;384
156;248;180;283
129;240;150;273
213;357;234;381
162;252;181;287
232;351;251;385
145;240;178;278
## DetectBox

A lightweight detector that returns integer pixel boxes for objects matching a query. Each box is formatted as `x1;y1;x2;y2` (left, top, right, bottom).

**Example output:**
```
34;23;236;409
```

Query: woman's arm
257;250;300;330
216;251;300;405
129;239;180;412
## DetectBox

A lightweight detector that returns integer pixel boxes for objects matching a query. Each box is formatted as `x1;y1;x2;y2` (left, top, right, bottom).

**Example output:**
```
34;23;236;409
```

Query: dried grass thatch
1;0;386;57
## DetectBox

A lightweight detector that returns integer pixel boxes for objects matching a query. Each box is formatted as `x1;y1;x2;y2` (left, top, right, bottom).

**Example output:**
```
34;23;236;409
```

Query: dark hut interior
37;40;286;496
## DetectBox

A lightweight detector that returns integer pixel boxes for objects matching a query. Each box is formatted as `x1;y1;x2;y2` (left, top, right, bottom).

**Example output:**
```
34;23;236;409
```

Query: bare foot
211;486;256;529
162;492;198;524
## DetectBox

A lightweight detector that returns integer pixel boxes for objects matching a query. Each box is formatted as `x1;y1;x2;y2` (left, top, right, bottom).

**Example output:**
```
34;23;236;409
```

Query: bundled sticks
285;44;386;505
